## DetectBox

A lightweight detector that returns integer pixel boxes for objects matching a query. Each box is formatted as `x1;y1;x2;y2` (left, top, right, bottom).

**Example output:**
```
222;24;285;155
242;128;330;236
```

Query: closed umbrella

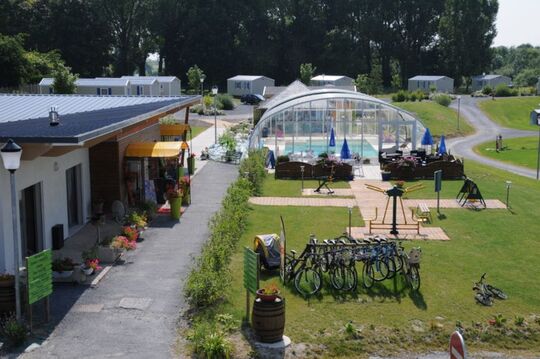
437;135;447;155
421;128;434;146
340;138;351;159
329;127;336;147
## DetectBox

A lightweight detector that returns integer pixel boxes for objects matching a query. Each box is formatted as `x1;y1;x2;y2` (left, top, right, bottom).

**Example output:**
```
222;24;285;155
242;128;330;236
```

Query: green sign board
243;247;259;294
27;249;53;305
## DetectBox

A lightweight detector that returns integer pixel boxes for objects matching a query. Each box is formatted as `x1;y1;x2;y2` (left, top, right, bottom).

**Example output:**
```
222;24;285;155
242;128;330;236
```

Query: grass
393;101;474;138
190;125;208;140
474;137;540;170
478;96;540;131
219;160;540;357
262;176;351;197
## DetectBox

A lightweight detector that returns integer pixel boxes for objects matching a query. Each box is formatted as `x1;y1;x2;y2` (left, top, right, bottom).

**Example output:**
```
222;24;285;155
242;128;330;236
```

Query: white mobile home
122;76;181;96
227;75;275;96
311;75;354;87
76;78;130;95
39;78;54;94
408;75;454;93
471;74;511;92
120;77;160;96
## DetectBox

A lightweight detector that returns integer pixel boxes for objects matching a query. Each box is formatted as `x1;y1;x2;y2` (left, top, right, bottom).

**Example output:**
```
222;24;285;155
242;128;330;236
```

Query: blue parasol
437;135;447;155
329;128;336;147
340;138;351;159
421;128;434;146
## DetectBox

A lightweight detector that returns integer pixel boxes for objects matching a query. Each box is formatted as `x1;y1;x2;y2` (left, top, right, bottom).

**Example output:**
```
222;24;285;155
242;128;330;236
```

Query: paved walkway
447;96;538;179
249;197;356;207
23;162;238;359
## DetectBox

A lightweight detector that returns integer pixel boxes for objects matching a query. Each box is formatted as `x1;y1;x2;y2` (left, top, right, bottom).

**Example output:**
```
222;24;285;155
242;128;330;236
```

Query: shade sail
125;142;182;157
160;124;191;136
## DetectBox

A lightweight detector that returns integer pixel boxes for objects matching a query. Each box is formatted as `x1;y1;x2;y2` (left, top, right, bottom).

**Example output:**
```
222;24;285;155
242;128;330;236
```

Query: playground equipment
456;177;486;208
364;183;425;235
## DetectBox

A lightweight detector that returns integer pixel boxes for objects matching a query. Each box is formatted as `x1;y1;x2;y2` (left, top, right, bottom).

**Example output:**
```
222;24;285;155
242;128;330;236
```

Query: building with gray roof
471;74;511;92
227;75;275;97
408;75;454;93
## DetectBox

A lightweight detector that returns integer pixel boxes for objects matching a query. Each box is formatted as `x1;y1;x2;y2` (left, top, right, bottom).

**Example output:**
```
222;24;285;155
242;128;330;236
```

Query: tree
299;63;316;85
438;0;498;89
24;50;64;84
0;34;29;87
52;65;77;94
186;65;205;93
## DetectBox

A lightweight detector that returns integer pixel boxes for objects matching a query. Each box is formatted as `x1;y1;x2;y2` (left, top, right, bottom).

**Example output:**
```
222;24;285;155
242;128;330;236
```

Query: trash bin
381;171;391;181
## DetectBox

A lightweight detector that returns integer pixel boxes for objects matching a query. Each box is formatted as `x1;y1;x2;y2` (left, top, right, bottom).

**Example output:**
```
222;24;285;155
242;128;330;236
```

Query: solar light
505;180;512;209
49;106;59;126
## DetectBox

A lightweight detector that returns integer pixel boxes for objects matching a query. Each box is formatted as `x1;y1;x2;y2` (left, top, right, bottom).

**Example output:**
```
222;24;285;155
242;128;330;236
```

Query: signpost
449;330;468;359
26;249;53;331
434;170;442;215
243;247;259;322
530;110;540;180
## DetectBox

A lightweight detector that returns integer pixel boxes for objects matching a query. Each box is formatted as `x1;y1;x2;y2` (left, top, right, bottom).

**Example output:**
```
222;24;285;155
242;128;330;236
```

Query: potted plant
110;235;137;251
121;226;139;242
256;283;282;302
166;187;183;220
180;176;190;206
82;259;102;275
187;153;196;175
52;257;75;278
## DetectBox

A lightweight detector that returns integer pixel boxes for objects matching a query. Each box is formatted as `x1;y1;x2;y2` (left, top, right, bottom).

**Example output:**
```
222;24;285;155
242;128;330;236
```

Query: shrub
392;90;409;102
1;313;27;347
187;322;233;359
414;90;426;101
409;92;418;102
433;93;452;107
184;174;254;308
482;86;492;95
239;150;267;196
218;131;236;153
217;94;235;110
494;83;518;97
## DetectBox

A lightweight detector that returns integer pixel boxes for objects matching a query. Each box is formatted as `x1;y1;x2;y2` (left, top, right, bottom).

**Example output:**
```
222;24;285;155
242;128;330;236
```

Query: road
447;96;538;179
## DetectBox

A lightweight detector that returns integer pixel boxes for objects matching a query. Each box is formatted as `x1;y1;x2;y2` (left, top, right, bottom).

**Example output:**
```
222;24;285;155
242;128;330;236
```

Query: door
19;183;43;258
66;165;83;229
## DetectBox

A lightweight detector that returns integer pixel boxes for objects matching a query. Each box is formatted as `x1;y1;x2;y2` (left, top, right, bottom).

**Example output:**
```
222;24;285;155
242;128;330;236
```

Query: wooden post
26;257;32;333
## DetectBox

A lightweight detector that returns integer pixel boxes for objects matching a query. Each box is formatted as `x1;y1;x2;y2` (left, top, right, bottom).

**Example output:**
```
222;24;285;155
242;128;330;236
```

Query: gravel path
447;96;538;178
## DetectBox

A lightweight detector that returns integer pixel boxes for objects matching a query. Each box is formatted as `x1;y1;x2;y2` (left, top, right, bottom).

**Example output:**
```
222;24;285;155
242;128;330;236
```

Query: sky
494;0;540;47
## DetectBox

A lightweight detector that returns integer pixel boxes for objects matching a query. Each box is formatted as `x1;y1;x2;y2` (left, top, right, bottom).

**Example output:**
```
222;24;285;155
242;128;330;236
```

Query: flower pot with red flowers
256;283;282;302
121;226;139;242
167;188;183;220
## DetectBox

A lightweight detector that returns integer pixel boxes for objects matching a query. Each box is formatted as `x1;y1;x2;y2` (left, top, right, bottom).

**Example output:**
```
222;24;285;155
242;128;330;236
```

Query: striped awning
125;142;183;158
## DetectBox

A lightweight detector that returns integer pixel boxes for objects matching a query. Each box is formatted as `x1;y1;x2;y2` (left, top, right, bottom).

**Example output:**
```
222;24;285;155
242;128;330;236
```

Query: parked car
241;94;265;105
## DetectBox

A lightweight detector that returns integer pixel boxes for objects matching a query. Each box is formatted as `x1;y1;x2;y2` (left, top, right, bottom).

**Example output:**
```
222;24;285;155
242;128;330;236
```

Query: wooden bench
415;203;432;223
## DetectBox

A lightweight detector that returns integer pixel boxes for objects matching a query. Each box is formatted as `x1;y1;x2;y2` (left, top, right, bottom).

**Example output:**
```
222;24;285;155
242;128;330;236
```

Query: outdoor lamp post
200;75;206;105
505;181;512;209
0;139;22;322
212;85;218;144
457;96;461;131
348;205;353;238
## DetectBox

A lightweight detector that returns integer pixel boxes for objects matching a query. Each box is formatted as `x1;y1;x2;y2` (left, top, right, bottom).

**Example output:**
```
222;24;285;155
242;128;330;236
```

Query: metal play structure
364;183;425;235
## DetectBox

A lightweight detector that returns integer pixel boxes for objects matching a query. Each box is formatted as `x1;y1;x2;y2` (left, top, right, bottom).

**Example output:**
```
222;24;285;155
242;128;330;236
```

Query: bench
415;203;432;223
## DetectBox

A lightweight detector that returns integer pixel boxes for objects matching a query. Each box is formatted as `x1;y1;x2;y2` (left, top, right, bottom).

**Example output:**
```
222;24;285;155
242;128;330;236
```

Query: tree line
0;0;508;91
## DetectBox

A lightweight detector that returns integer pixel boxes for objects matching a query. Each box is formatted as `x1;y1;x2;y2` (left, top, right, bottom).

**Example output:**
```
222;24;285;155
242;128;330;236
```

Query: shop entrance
19;182;43;258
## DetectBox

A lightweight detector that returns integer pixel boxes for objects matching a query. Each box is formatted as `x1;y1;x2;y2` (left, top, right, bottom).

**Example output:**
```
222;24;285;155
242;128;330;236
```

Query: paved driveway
447;96;538;178
22;162;238;359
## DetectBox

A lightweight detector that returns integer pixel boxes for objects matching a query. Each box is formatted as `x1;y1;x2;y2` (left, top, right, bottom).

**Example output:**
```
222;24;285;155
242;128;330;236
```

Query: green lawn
394;101;474;138
190;125;208;139
221;161;540;357
478;96;540;131
474;137;540;170
262;176;351;197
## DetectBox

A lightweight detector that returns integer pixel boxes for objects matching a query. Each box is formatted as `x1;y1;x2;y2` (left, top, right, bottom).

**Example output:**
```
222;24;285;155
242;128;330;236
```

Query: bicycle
398;244;421;291
473;273;507;306
284;244;322;296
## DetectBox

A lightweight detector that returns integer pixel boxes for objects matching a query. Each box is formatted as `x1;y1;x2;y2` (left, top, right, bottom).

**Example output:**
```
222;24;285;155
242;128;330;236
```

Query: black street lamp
0;139;23;322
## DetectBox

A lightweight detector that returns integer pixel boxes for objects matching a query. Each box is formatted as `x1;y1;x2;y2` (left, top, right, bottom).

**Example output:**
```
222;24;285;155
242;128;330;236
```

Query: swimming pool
284;139;378;158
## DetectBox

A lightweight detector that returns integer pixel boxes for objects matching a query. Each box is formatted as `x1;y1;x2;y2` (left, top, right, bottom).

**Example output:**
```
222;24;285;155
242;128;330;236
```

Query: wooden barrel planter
251;298;285;343
0;278;15;314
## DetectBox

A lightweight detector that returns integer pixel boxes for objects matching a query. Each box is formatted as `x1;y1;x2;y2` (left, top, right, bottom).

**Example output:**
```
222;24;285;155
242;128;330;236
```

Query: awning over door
160;124;191;136
125;142;182;157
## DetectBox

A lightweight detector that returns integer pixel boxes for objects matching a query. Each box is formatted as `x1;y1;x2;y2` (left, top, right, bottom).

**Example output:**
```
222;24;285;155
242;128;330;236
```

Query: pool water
285;139;378;158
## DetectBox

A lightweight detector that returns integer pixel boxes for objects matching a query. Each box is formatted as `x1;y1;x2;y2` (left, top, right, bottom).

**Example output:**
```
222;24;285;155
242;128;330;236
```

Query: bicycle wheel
368;259;389;282
294;268;322;296
330;266;345;290
362;262;374;289
384;256;397;279
408;265;421;291
342;266;358;291
486;285;508;300
393;253;404;272
475;292;493;306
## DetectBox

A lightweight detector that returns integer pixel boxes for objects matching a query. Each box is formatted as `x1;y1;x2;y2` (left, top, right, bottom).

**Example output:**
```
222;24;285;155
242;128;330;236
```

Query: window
66;165;83;228
246;82;251;90
100;88;108;95
235;81;242;89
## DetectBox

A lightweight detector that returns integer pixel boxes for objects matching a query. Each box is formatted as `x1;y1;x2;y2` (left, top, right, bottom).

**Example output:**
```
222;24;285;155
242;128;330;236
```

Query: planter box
98;247;124;263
